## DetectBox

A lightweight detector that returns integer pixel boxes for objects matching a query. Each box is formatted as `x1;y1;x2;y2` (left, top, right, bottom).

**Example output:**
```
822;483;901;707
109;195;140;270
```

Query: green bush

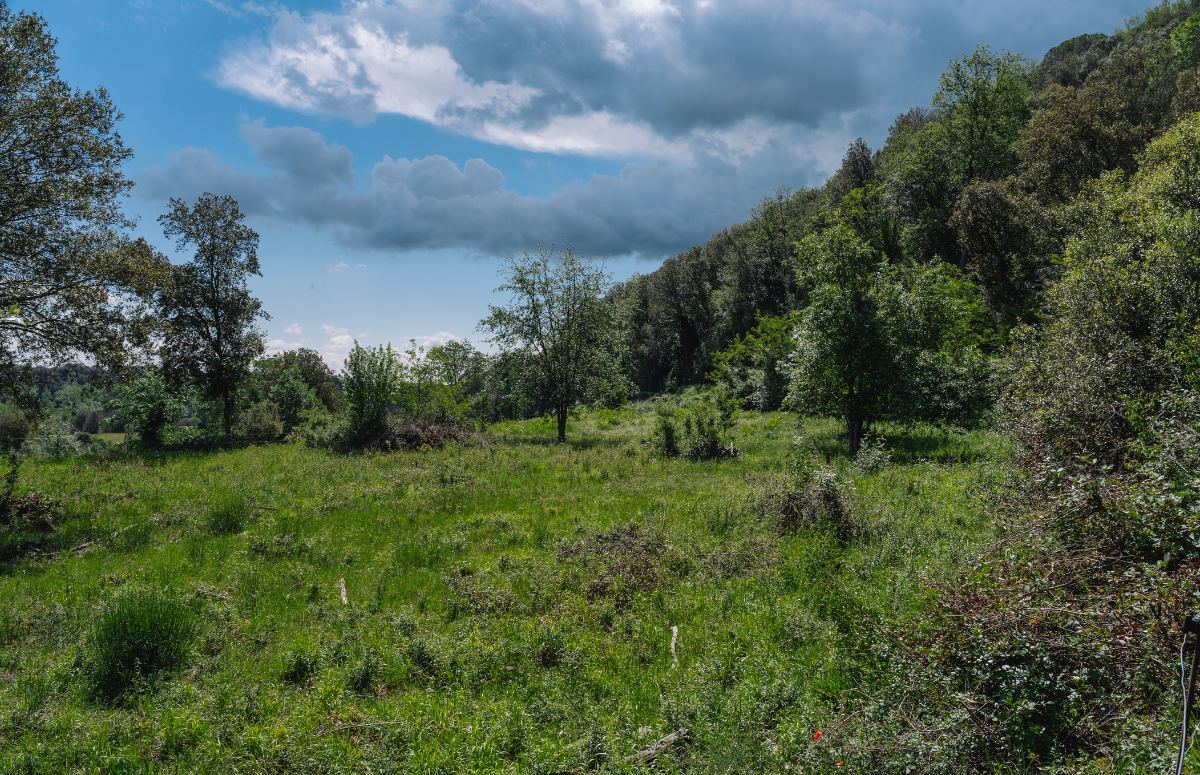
644;392;738;460
86;591;194;701
236;401;283;442
117;367;188;448
206;492;249;535
342;342;403;442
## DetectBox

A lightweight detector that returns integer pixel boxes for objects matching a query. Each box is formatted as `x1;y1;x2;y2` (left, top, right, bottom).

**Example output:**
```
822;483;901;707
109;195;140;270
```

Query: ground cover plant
0;401;1011;773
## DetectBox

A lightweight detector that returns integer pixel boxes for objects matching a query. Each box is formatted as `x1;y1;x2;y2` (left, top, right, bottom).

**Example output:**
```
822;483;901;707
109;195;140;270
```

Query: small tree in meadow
480;245;625;443
341;342;402;442
786;219;990;452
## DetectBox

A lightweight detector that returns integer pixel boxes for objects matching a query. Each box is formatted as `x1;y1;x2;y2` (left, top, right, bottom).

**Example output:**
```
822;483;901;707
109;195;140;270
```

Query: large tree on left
157;194;267;449
0;4;168;412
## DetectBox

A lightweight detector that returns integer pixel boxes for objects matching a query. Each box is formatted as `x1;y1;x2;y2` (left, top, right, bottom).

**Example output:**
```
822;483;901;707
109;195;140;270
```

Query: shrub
758;449;856;539
269;366;320;434
644;392;739;461
0;413;30;449
117;367;188;447
342;342;403;443
206;492;249;535
86;591;194;701
236;401;283;442
851;434;890;474
23;421;83;460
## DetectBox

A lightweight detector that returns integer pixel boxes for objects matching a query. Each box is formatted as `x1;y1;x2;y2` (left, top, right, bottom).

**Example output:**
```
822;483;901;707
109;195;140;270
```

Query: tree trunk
557;406;568;444
848;415;864;455
223;393;233;450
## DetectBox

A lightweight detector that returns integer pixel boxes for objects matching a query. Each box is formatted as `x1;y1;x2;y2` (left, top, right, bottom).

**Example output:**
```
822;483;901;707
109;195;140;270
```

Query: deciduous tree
0;5;168;414
156;194;267;449
480;246;624;443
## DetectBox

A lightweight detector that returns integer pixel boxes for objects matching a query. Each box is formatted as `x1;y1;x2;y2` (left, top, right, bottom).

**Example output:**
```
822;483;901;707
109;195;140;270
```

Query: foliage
156;194;267;449
999;113;1200;466
481;245;626;442
236;400;283;443
85;591;194;702
265;367;319;435
341;342;403;443
708;313;797;411
644;391;738;460
786;220;991;453
249;348;340;414
393;340;470;424
0;413;30;449
114;367;187;448
0;5;170;414
23;420;83;461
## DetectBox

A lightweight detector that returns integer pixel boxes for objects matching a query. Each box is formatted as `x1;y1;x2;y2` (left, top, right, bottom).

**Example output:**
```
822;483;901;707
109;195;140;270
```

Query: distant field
89;432;125;443
0;401;1011;773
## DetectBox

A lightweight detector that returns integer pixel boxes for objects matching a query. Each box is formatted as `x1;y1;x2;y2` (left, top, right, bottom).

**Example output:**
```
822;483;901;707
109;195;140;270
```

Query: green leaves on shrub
86;591;194;701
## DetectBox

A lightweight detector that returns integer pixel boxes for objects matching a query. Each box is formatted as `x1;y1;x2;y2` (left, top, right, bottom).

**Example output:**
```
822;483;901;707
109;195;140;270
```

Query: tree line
7;0;1200;460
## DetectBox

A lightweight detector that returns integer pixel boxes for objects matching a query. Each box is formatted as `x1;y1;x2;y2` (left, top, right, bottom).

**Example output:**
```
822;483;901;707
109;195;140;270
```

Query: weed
281;644;319;685
346;649;381;694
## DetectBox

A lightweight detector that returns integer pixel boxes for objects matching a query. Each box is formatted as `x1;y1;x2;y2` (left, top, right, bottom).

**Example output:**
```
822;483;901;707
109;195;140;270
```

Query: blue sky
32;0;1145;367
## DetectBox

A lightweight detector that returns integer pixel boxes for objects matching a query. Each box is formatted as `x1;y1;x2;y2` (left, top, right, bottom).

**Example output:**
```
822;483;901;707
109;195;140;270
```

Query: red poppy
836;762;844;766
813;730;821;740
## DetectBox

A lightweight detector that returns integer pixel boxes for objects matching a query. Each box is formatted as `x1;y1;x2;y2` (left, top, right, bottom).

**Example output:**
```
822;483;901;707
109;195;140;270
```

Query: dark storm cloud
134;122;821;257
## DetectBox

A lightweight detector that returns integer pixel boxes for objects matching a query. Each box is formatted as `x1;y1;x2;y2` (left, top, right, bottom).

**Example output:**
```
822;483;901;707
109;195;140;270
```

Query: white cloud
284;322;303;334
413;331;459;349
320;324;355;368
324;261;349;272
265;337;309;353
213;0;917;158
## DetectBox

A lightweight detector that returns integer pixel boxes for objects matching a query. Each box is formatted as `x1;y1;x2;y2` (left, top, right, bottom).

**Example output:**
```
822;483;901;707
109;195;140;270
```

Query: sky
29;0;1148;368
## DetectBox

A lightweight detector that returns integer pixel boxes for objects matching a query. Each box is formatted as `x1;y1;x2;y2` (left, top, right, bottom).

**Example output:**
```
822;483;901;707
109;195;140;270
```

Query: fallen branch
338;577;348;605
670;625;679;668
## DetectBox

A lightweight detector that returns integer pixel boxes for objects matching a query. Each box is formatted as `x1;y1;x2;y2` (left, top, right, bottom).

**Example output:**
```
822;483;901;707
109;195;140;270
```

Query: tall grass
0;401;1019;772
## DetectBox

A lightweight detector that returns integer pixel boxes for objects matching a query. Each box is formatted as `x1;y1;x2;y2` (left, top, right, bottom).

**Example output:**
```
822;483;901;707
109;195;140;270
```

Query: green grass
0;402;1009;773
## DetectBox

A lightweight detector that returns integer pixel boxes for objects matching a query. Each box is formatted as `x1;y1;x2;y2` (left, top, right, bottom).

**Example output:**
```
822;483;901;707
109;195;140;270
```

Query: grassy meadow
0;400;1011;774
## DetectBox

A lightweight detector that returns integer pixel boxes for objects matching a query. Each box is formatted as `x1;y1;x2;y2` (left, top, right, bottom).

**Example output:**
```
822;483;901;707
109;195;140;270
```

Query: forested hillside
610;0;1200;394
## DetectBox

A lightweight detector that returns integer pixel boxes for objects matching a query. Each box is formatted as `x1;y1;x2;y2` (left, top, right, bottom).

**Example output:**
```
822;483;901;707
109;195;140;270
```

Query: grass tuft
205;492;248;535
86;591;194;701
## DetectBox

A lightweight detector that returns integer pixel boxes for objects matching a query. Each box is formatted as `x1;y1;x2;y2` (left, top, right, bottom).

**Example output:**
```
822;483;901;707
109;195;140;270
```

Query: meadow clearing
0;401;1010;774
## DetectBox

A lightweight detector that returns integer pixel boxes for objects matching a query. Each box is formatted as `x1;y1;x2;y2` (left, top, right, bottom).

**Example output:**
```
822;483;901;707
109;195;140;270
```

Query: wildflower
813;730;821;740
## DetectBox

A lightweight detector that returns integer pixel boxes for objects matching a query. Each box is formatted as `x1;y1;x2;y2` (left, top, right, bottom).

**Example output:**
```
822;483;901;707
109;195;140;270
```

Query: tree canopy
156;194;267;449
481;246;625;443
0;4;167;414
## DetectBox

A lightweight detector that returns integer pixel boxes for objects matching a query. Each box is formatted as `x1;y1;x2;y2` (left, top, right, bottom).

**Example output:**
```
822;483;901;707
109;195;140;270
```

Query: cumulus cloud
265;337;309;353
413;331;460;349
216;0;912;156
284;323;303;334
319;324;356;367
134;120;824;257
214;0;1127;159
